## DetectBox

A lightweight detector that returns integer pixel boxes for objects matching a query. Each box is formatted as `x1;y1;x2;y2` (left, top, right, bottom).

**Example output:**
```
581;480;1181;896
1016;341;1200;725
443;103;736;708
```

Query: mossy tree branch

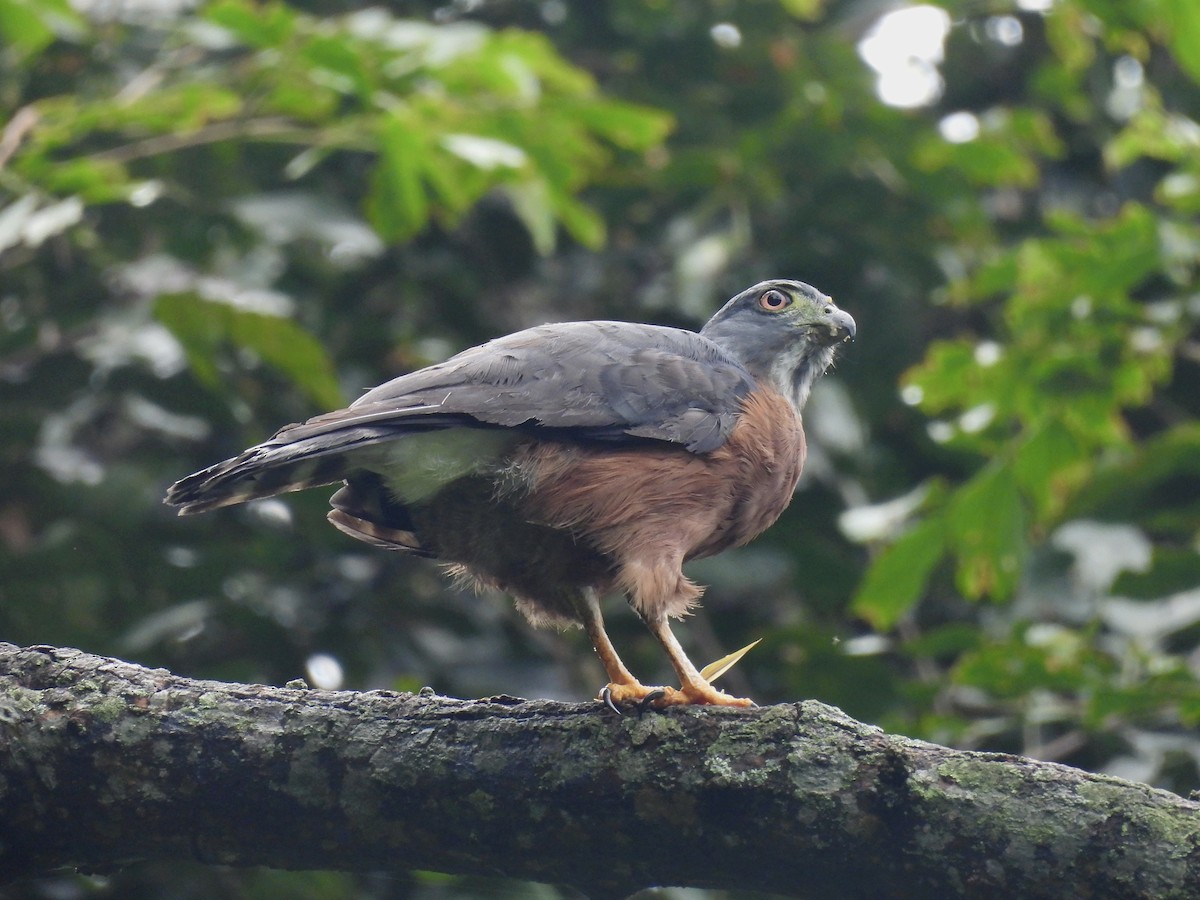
2;642;1198;898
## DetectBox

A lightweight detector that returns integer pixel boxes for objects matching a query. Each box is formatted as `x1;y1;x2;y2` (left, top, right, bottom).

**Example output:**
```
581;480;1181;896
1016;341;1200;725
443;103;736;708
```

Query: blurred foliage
2;0;1200;897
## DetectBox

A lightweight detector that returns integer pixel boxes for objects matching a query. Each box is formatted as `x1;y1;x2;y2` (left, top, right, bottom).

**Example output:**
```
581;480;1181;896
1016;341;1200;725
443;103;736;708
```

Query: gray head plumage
700;279;855;411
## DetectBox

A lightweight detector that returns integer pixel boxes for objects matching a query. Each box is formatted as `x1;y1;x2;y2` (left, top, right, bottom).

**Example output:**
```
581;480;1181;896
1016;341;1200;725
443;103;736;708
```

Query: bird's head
700;279;856;412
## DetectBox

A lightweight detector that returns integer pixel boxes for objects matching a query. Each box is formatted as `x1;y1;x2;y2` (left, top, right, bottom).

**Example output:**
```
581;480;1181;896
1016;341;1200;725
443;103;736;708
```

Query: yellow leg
577;589;661;706
577;589;753;709
642;614;754;708
578;589;638;686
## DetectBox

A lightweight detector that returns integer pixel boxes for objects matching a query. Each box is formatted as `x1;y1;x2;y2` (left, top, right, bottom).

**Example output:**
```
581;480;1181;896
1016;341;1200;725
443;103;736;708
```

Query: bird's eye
759;289;791;312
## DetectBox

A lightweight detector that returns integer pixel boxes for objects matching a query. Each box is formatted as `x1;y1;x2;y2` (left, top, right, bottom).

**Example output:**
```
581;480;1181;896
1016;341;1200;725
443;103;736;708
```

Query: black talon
601;686;622;716
638;689;667;713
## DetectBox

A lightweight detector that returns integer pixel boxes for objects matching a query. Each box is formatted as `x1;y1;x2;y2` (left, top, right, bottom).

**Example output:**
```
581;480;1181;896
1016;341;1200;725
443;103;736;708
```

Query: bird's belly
688;451;802;559
681;408;805;559
517;392;805;567
408;470;615;614
351;388;804;626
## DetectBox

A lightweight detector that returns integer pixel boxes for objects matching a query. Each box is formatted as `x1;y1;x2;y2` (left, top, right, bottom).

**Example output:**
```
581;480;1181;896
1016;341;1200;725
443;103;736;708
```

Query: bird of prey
166;279;855;709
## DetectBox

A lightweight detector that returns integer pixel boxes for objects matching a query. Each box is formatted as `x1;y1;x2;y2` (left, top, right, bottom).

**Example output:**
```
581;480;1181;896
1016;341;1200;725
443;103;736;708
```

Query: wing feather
346;322;755;445
165;321;756;513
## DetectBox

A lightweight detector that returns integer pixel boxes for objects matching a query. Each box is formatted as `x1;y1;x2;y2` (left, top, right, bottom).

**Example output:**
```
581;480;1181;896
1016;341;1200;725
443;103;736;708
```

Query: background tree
2;0;1198;897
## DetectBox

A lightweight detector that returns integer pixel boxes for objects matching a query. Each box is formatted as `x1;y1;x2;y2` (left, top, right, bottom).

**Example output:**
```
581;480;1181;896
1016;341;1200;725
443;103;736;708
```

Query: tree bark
2;642;1198;898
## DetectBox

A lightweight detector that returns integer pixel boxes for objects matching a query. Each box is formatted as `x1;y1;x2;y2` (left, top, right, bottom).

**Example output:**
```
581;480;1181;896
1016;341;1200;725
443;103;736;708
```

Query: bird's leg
641;613;755;708
576;589;664;709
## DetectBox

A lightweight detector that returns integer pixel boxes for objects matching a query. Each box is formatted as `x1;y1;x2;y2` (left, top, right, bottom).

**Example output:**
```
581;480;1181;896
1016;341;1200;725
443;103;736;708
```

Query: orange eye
759;289;791;311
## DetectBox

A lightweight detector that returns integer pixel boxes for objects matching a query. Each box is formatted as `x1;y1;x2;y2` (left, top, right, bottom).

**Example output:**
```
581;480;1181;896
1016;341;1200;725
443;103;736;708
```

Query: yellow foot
598;681;754;712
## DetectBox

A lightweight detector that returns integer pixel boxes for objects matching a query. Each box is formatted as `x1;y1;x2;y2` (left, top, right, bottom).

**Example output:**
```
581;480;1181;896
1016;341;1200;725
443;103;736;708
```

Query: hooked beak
823;307;856;343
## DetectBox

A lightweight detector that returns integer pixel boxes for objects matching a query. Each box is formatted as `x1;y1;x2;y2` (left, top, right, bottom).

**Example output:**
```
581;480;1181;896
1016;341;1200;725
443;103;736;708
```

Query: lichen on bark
3;642;1199;898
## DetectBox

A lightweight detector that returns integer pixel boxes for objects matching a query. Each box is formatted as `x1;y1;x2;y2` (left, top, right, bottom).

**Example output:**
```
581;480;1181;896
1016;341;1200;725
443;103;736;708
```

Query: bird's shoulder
360;320;747;392
276;319;758;455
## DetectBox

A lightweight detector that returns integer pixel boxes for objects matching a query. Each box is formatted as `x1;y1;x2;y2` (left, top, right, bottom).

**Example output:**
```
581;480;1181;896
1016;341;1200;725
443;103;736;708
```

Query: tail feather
327;508;432;556
166;459;349;514
326;478;433;556
167;426;437;562
165;428;389;514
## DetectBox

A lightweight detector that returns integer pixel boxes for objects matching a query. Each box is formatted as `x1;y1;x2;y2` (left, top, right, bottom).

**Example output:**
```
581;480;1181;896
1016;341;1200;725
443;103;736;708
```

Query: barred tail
164;438;356;515
325;478;433;557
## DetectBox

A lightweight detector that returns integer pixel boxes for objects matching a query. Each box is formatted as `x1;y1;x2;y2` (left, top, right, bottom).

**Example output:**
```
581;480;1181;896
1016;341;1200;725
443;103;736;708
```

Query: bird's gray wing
341;321;756;448
166;321;756;514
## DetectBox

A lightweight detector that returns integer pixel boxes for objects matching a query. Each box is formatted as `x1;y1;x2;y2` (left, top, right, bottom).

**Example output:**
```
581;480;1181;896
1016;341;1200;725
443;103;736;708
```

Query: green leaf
1072;423;1200;533
1113;548;1200;599
953;628;1094;698
913;110;1060;188
0;0;82;61
1159;0;1200;85
947;464;1025;600
965;253;1019;300
565;99;674;151
851;516;946;630
17;157;131;203
1012;419;1090;521
1157;172;1200;213
780;0;826;22
368;117;430;241
903;340;978;414
124;83;245;133
902;623;982;660
504;179;557;255
154;293;343;410
1106;107;1198;168
206;0;296;48
303;34;375;100
914;134;1039;188
550;189;605;250
0;0;53;59
421;149;483;217
1045;4;1096;73
1087;670;1200;730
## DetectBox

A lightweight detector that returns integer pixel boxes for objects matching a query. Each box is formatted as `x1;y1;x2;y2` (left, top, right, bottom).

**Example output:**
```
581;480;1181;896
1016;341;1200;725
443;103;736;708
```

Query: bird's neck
764;345;832;414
